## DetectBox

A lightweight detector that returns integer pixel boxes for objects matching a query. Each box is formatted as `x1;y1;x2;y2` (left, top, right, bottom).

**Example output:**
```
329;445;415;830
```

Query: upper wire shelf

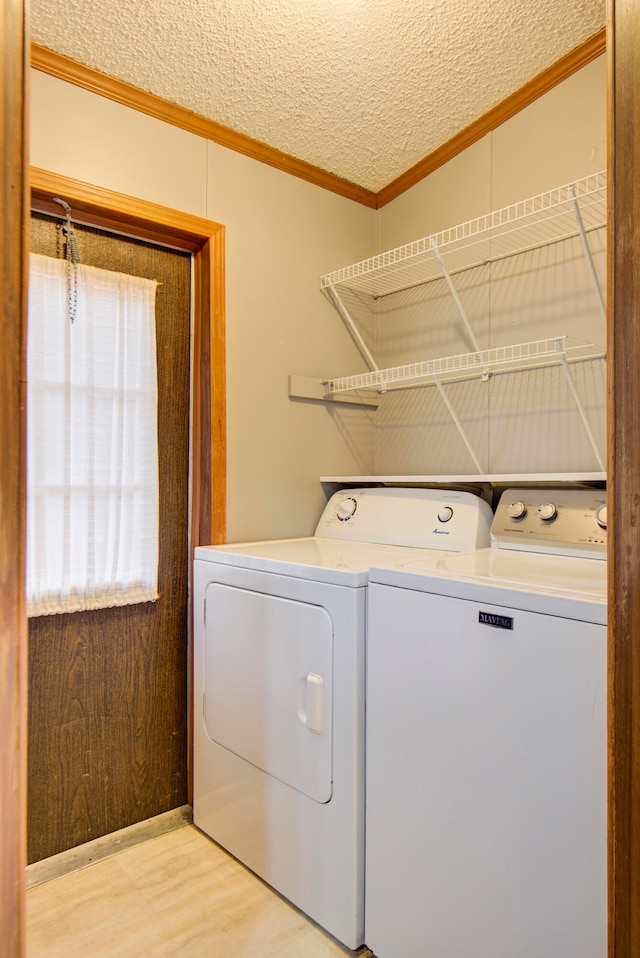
320;172;607;300
323;337;606;396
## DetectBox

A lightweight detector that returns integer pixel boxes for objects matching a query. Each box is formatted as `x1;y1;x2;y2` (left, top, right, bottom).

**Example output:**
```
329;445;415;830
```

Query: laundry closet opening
27;213;190;862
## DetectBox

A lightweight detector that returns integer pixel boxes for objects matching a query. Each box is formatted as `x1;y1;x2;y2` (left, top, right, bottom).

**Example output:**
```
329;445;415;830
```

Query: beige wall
29;55;606;537
204;143;377;539
29;70;376;542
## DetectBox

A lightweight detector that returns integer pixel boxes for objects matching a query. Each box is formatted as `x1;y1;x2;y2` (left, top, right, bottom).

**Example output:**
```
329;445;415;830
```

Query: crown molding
30;43;378;210
31;29;606;211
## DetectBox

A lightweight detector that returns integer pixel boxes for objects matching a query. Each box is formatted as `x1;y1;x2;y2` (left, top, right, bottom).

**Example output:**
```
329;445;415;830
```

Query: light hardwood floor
27;818;371;957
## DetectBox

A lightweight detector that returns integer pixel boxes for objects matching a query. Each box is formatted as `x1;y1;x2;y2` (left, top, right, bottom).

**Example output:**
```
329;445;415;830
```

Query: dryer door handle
297;673;324;735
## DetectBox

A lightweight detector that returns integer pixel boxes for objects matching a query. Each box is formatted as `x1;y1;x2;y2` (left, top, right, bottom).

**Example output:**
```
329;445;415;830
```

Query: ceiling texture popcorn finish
31;0;605;193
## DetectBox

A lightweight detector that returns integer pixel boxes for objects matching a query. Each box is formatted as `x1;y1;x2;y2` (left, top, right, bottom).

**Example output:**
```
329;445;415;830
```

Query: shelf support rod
570;187;607;329
432;245;481;352
428;363;485;473
325;285;379;372
556;342;605;471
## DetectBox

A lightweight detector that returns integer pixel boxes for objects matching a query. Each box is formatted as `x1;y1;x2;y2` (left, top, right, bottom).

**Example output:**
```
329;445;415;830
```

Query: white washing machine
365;486;607;958
193;486;493;949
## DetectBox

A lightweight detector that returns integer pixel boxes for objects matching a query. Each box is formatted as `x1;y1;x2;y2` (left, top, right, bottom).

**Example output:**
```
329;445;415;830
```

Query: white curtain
27;252;159;617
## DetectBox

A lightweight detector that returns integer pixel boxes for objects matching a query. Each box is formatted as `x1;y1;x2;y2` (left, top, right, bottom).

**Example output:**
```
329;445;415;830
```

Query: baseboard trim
26;805;193;888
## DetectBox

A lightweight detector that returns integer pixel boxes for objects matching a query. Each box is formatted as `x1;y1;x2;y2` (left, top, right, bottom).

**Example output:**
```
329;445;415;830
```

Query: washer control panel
492;487;607;558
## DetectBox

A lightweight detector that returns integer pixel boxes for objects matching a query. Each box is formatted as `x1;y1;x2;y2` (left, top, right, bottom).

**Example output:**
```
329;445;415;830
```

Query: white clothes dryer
193;486;493;949
365;487;607;958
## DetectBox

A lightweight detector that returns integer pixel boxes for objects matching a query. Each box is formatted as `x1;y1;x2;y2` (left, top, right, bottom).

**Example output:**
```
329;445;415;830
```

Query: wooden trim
376;28;607;208
1;0;28;953
30;32;606;212
607;3;640;955
29;166;226;549
30;44;377;210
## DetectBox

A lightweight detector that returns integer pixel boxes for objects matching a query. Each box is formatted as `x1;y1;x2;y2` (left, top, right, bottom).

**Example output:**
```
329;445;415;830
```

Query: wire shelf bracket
288;375;379;407
557;346;605;470
428;364;485;472
570;185;607;330
432;245;480;352
323;285;378;373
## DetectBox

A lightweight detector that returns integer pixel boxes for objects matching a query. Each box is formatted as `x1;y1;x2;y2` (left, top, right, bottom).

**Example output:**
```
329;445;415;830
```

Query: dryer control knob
437;506;454;523
336;497;358;521
537;502;558;522
507;501;527;520
596;504;608;529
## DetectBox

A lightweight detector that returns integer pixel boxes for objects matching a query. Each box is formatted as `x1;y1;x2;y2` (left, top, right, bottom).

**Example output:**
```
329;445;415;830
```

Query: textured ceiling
30;0;606;192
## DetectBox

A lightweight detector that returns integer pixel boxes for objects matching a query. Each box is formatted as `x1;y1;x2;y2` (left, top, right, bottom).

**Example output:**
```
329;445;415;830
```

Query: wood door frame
1;0;28;953
607;3;640;954
29;168;226;551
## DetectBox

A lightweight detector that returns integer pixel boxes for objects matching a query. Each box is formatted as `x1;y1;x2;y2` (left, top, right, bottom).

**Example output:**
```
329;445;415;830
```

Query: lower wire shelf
319;336;606;474
321;336;605;397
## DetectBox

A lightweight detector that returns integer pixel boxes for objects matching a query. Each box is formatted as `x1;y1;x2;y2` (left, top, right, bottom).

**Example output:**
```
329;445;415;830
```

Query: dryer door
204;583;333;803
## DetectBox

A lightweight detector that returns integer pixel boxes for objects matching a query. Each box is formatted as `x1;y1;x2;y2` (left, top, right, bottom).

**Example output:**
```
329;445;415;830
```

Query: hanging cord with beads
53;197;80;323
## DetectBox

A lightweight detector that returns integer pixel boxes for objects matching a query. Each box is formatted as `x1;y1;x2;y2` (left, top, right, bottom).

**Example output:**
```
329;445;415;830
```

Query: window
27;252;160;616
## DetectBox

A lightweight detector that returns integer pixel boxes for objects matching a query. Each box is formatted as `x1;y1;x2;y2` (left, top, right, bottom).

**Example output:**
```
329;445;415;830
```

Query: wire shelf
320;172;607;299
323;337;606;396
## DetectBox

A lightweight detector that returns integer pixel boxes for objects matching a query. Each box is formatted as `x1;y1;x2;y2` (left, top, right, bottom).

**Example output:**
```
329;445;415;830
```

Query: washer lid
417;548;607;599
370;548;607;623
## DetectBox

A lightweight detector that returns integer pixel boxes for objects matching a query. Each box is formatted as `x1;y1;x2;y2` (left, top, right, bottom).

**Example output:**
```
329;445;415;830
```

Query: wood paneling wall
27;220;191;862
1;0;28;952
25;171;226;856
608;3;640;955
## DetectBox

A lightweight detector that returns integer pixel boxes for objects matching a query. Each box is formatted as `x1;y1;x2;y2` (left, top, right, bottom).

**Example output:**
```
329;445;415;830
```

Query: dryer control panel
492;487;607;558
316;487;493;551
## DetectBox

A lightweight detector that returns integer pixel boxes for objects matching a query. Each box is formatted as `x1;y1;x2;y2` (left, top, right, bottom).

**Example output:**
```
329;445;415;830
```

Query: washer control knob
595;504;607;530
537;502;558;522
336;497;357;521
507;501;527;520
437;506;454;523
